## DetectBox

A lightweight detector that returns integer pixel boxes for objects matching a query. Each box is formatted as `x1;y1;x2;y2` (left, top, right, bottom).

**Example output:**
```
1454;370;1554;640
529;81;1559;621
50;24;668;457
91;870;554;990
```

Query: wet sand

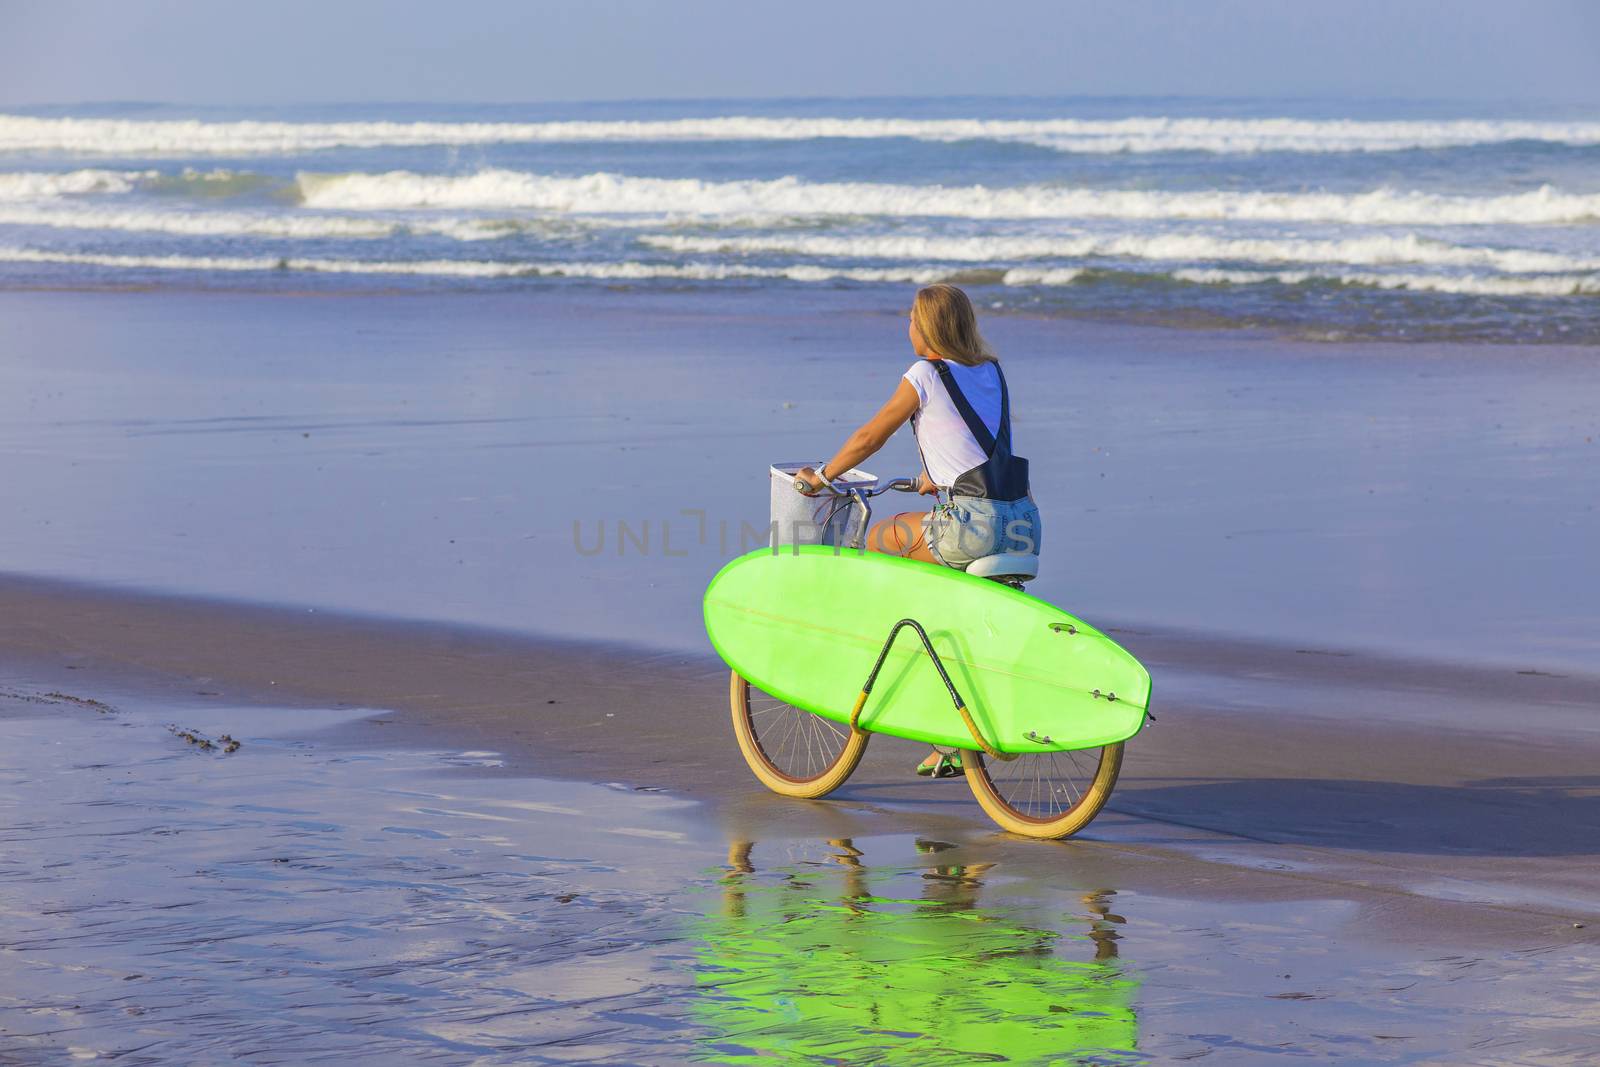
3;575;1598;1062
3;288;1599;1060
0;677;713;1063
3;289;1598;672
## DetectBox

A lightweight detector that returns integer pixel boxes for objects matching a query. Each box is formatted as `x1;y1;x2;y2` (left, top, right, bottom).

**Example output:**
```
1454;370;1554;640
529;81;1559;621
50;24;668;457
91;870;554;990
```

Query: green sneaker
915;751;965;778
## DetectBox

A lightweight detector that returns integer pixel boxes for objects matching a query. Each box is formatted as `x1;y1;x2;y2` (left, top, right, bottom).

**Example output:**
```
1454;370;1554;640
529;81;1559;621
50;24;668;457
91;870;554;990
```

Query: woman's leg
866;510;938;562
866;509;949;774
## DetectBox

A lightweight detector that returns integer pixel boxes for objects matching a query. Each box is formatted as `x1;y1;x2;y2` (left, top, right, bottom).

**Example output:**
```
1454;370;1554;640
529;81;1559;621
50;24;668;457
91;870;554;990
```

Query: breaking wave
3;247;1593;296
641;232;1600;274
296;169;1600;226
0;247;952;283
7;114;1600;156
0;205;397;239
13;198;1593;275
0;169;151;201
1170;267;1600;297
0;204;594;241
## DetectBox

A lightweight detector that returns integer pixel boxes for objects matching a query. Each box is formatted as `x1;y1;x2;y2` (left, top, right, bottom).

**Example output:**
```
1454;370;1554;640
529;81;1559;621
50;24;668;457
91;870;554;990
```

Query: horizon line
4;91;1599;113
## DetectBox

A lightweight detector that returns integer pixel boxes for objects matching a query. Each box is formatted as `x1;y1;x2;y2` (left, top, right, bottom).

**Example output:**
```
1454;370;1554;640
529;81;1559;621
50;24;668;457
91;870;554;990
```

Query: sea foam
296;169;1600;226
6;114;1600;155
0;204;593;241
1171;267;1600;297
0;247;951;283
641;232;1600;274
3;247;1593;297
0;205;397;239
0;169;151;201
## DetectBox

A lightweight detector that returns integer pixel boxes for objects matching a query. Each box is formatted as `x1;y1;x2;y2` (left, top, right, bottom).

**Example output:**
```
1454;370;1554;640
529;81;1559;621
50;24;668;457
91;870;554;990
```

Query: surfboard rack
846;617;1018;762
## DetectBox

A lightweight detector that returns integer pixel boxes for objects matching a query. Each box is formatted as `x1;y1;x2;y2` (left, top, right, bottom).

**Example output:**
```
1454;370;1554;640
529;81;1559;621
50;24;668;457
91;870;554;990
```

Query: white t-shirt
901;358;1004;488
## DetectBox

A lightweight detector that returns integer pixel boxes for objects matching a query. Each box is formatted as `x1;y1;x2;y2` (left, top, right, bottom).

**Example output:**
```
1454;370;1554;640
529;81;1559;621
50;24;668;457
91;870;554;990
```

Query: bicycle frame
846;617;1016;761
795;475;920;551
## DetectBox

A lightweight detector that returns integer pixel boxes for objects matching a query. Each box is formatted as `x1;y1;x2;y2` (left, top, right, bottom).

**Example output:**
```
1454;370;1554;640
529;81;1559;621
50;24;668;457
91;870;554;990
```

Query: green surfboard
703;546;1150;754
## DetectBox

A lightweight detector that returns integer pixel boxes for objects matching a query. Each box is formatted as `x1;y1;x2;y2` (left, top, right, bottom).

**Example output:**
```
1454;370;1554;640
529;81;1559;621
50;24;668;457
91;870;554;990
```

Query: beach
4;88;1600;1063
3;287;1598;1062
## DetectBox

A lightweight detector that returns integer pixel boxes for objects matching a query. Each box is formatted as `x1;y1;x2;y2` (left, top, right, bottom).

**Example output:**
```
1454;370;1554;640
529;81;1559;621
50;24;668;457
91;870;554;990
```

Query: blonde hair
911;284;997;366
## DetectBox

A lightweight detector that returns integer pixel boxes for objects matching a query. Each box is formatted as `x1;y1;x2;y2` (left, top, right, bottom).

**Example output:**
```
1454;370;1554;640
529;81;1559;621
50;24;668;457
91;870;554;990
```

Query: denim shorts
924;495;1042;570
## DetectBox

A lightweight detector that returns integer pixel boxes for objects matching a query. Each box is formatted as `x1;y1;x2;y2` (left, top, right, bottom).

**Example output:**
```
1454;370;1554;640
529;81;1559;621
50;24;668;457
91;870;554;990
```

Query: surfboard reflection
694;838;1141;1063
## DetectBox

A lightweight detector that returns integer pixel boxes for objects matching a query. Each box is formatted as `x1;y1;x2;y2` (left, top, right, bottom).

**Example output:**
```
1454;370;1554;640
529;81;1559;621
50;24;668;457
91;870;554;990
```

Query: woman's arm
799;379;920;491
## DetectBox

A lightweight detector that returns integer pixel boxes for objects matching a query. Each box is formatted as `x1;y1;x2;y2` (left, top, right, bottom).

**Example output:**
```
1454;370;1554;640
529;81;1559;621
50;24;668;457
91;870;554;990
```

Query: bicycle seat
965;553;1039;580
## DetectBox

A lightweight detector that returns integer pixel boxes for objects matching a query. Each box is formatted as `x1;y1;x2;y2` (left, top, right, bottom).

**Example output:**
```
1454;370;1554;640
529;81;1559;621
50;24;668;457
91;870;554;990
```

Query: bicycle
723;473;1138;840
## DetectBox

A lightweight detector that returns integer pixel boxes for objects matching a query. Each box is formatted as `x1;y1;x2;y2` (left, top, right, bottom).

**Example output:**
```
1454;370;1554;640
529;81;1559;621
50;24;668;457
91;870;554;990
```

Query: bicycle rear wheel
729;670;868;799
966;742;1124;839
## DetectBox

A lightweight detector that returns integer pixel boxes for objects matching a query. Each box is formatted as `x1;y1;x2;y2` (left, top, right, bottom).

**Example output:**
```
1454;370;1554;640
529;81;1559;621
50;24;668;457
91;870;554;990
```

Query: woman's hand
917;471;939;495
796;466;825;495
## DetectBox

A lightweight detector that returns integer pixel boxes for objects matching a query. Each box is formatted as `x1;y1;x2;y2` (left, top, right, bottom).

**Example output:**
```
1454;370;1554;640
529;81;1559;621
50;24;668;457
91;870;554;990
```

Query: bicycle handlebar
792;473;920;497
787;471;923;551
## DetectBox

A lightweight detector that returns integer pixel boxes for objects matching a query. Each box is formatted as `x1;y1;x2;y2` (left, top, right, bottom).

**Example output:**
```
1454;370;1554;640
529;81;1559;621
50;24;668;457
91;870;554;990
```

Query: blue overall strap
931;360;1007;455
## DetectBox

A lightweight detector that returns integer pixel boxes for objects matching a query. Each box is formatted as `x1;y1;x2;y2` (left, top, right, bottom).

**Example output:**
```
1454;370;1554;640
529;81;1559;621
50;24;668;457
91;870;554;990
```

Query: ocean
2;96;1598;343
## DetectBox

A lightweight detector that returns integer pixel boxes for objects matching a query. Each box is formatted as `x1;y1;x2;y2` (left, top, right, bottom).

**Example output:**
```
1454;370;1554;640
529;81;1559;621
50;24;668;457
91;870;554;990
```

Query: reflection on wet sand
695;838;1141;1064
0;692;711;1064
10;678;1594;1063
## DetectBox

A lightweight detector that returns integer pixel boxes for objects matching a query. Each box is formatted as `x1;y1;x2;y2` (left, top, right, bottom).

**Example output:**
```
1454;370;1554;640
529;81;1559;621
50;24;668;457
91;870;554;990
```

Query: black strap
931;361;1007;455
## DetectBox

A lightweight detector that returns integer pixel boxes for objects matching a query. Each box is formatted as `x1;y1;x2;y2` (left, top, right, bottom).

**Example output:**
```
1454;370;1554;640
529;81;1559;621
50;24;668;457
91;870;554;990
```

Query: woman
797;284;1041;778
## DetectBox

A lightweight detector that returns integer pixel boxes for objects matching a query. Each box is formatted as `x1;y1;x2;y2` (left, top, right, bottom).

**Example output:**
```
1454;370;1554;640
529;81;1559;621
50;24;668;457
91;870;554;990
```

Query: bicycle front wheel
729;670;868;799
966;742;1124;839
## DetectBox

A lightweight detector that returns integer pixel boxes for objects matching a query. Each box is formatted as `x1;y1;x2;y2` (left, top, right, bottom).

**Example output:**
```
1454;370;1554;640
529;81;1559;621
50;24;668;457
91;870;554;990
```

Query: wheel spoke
740;679;851;783
981;746;1111;823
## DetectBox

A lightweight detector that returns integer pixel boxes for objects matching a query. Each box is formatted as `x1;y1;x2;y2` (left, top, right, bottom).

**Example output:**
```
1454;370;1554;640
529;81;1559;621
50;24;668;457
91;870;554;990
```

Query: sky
1;0;1598;107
